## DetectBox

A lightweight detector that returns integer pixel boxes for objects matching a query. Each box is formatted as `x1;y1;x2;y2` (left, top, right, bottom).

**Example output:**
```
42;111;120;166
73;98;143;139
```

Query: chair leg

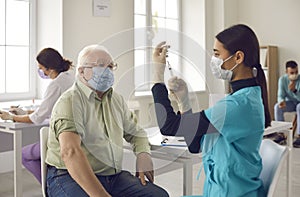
292;115;297;138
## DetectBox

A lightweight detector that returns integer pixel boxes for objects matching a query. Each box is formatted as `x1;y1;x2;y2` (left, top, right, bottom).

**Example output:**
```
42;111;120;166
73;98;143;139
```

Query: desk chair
259;139;288;197
182;139;288;197
40;126;49;197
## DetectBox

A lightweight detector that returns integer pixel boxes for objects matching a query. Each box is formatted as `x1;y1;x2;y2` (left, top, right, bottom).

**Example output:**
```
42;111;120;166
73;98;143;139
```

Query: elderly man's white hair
76;45;113;73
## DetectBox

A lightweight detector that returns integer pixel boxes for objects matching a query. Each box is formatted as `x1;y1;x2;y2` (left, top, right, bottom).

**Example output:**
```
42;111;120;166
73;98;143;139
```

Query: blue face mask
85;66;114;92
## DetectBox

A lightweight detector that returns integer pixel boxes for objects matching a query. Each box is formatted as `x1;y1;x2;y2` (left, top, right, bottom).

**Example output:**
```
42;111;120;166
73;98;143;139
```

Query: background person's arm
59;132;111;197
277;77;287;103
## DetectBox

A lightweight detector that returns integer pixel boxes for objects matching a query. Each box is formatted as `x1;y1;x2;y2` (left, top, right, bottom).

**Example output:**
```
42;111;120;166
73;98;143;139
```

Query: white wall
36;0;63;98
237;0;300;75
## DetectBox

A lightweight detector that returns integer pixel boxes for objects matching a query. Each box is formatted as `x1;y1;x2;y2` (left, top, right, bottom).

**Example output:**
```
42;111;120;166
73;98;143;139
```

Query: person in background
0;48;75;183
45;45;169;197
273;60;300;147
151;24;271;196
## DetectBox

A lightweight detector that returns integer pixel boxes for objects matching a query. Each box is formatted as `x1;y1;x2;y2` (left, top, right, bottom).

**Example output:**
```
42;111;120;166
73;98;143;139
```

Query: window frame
0;0;36;102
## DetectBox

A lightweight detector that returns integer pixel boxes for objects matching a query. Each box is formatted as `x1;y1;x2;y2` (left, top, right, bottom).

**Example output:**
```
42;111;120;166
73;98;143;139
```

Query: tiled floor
0;148;300;197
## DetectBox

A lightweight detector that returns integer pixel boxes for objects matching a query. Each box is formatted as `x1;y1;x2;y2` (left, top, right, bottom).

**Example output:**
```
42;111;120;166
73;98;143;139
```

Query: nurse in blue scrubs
151;24;271;197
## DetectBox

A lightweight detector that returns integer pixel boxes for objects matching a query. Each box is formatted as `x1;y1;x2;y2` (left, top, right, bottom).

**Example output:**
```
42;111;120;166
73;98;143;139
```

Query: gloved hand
168;76;191;113
9;107;27;115
0;111;15;121
152;41;169;83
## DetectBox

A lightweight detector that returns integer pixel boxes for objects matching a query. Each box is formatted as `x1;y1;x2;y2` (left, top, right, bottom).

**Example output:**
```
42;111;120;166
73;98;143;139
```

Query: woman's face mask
210;55;239;81
84;66;114;92
38;68;50;79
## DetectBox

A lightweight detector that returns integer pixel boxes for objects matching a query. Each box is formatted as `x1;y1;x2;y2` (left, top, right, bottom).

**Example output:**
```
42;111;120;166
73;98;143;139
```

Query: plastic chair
40;127;49;197
259;139;288;196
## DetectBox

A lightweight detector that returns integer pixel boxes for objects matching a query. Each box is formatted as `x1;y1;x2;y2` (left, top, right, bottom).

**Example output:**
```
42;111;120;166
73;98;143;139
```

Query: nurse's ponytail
254;63;271;127
216;24;271;127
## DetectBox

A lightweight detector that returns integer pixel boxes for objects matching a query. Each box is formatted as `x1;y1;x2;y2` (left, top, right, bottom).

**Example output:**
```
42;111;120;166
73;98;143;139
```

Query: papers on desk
145;127;187;147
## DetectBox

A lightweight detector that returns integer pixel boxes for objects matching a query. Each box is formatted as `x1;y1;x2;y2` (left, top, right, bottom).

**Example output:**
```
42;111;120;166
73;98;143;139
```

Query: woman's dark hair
36;48;72;73
216;24;271;128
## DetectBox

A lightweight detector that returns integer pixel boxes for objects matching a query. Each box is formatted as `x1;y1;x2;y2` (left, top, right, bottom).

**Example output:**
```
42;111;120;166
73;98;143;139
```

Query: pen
161;143;187;147
161;138;168;144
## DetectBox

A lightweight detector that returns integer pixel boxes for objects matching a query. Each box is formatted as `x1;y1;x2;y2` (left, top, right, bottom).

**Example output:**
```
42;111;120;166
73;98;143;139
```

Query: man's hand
152;41;169;83
288;81;296;92
279;101;286;109
0;111;14;121
168;76;191;113
136;152;154;185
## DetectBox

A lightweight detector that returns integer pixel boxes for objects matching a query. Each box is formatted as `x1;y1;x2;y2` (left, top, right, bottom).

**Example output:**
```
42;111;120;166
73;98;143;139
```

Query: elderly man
45;45;169;197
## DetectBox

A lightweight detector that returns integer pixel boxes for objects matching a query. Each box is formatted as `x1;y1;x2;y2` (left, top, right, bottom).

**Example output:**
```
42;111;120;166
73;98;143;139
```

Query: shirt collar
230;78;258;93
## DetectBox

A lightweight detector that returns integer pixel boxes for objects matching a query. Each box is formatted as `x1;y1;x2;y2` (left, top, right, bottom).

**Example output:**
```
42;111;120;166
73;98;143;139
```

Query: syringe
167;61;174;77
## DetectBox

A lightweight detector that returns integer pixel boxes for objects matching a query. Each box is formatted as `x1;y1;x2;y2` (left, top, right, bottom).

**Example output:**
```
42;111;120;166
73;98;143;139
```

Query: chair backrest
40;126;49;197
259;139;288;196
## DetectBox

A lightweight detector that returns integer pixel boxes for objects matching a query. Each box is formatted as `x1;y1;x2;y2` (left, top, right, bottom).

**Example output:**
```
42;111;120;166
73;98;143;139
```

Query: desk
264;121;292;197
143;127;201;196
0;120;49;197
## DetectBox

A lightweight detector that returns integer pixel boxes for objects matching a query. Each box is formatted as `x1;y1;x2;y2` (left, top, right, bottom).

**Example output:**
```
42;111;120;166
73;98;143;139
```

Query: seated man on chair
274;60;300;147
45;45;169;197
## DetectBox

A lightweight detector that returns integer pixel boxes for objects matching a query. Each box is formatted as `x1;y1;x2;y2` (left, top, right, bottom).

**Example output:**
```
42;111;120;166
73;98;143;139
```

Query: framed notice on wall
93;0;111;17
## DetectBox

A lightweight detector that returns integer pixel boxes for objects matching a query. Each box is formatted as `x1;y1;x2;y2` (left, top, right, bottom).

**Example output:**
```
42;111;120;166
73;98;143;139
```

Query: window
134;0;205;95
134;0;181;94
0;0;36;101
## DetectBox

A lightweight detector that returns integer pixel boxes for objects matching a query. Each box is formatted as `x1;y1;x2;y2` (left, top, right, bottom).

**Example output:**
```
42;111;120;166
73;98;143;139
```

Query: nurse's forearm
152;83;181;136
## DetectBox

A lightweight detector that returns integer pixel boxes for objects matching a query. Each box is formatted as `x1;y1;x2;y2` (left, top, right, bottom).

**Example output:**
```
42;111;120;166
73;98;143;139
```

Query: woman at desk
0;48;75;183
151;24;271;196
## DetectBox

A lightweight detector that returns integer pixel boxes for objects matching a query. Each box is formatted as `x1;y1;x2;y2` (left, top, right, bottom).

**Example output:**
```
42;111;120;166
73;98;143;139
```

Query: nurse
0;48;75;183
151;24;271;196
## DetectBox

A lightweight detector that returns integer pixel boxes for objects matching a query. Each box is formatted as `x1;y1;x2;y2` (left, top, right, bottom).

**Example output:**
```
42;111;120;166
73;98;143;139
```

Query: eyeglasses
83;62;118;71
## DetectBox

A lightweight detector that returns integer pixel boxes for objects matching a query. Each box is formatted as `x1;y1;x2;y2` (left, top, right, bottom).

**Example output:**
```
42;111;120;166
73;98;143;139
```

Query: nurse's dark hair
216;24;271;128
36;48;73;73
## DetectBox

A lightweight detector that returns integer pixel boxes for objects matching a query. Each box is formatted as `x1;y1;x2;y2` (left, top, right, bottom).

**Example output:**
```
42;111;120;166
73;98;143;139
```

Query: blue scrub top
203;86;265;197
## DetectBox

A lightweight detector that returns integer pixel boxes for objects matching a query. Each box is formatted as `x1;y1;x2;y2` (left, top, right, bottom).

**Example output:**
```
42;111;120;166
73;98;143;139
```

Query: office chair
259;139;288;196
40;126;49;197
182;139;288;197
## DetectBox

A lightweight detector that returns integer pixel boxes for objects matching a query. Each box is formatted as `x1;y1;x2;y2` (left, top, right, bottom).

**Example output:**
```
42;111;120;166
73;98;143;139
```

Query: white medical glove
152;41;169;83
0;111;15;121
9;107;27;115
168;76;191;113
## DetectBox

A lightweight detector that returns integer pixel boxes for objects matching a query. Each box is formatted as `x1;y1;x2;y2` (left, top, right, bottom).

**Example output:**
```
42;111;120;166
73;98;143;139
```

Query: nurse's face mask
210;55;239;81
82;62;116;92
